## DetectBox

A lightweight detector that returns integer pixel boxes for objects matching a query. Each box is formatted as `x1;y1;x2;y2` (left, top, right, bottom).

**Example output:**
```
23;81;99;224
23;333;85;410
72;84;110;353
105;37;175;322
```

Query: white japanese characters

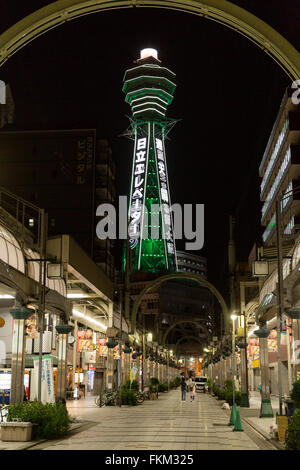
155;137;175;255
129;137;148;244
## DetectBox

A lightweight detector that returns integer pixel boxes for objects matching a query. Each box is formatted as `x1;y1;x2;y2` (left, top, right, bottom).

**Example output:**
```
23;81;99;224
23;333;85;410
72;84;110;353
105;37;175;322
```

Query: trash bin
283;398;295;418
277;416;288;442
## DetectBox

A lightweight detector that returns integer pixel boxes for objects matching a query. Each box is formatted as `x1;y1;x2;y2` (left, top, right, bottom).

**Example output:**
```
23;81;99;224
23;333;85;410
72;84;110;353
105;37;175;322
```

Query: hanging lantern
254;328;270;338
106;340;118;348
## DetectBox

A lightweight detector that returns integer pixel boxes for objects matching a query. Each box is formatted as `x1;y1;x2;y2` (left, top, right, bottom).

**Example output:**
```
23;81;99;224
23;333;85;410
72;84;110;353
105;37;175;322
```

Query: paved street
29;390;277;451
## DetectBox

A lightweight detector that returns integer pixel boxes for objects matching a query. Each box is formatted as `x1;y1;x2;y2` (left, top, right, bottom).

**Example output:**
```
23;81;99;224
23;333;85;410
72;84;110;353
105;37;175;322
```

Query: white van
193;376;208;392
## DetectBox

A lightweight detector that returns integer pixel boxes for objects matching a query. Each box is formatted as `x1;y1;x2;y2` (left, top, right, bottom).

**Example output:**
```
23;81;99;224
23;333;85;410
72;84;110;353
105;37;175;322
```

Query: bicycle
136;390;145;403
95;391;119;407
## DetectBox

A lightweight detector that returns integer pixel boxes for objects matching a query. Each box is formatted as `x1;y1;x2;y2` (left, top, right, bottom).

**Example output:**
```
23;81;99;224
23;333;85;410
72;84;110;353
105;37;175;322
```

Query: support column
219;358;224;388
226;356;231;381
56;324;74;401
106;301;115;391
124;351;130;382
72;320;78;393
240;282;250;407
258;333;274;417
10;307;34;404
217;359;221;387
239;343;249;407
106;348;114;391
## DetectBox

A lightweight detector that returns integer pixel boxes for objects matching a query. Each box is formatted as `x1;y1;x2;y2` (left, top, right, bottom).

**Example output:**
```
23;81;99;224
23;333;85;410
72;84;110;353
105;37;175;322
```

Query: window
261;117;289;195
261;147;291;220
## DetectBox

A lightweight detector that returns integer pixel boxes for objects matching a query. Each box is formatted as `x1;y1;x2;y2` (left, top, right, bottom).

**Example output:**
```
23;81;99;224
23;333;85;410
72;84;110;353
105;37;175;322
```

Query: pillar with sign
9;306;34;404
254;327;274;418
56;324;74;401
122;48;178;274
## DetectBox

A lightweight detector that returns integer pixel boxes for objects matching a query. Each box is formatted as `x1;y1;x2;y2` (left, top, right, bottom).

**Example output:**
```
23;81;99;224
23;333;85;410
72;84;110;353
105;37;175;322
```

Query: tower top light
140;48;158;61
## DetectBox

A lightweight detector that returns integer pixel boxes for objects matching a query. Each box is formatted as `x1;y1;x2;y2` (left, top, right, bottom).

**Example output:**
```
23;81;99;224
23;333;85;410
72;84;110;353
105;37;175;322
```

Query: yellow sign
252;359;259;368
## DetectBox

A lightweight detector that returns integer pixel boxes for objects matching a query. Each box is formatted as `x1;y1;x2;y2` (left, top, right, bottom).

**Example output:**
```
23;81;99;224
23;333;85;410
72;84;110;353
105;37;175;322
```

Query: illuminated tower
123;48;177;273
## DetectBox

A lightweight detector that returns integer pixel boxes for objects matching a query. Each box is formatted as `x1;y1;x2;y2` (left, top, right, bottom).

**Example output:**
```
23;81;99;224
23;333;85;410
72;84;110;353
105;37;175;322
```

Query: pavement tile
16;390;274;451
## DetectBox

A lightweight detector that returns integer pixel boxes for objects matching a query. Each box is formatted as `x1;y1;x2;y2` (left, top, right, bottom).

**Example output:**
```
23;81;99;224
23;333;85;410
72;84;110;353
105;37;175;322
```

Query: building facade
0;129;116;280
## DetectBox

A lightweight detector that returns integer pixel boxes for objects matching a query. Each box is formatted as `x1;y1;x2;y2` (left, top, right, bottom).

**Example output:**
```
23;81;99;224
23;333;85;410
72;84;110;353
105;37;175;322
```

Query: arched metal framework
162;318;209;345
131;272;229;334
0;0;299;79
175;335;203;355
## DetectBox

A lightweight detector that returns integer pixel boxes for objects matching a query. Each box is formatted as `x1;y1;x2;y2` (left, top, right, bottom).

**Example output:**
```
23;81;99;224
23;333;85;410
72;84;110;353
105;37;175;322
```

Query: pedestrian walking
181;378;187;401
190;383;195;402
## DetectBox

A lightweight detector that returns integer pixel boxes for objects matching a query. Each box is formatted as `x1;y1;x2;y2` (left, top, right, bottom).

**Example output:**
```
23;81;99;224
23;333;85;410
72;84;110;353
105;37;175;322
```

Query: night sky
0;1;298;300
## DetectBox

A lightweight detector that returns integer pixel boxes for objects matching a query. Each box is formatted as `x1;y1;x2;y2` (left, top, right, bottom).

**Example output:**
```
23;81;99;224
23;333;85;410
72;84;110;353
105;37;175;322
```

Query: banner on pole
31;355;55;403
130;364;139;383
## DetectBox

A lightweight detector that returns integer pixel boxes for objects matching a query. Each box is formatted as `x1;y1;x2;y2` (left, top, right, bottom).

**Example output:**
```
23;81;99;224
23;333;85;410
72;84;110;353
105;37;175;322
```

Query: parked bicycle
136;390;145;403
95;389;145;407
95;391;119;407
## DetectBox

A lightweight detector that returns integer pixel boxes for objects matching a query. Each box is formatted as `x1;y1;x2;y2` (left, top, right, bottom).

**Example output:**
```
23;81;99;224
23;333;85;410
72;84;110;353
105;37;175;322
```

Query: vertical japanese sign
154;135;175;257
32;355;55;403
128;135;148;249
76;135;94;185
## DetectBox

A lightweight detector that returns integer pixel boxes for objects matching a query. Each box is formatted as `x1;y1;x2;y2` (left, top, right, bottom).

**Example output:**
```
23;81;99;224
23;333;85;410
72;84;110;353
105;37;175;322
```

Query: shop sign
25;313;38;339
113;344;120;360
252;359;259;369
98;338;108;357
85;351;96;363
77;329;93;352
268;329;277;352
248;337;259;360
68;336;75;344
0;370;11;400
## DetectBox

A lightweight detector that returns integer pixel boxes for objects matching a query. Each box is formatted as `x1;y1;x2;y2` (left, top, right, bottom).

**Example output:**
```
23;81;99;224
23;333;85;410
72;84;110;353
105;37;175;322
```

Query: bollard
228;403;237;426
233;408;244;432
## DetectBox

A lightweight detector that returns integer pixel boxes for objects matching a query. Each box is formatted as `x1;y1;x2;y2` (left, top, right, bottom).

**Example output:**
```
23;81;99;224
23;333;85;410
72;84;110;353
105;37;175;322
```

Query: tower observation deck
122;49;177;273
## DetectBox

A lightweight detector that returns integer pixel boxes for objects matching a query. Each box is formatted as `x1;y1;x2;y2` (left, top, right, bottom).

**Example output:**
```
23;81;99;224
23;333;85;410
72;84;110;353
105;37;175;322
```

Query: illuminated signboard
128;135;148;249
154;133;175;258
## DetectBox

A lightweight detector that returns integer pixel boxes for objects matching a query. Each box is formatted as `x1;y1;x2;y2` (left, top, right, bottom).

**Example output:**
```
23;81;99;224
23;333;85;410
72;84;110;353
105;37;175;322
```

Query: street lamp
231;314;238;406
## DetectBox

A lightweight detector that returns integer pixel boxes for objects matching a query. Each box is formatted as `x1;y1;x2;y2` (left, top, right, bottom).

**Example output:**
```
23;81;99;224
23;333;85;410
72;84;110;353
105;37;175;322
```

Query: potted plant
285;409;300;450
291;379;300;408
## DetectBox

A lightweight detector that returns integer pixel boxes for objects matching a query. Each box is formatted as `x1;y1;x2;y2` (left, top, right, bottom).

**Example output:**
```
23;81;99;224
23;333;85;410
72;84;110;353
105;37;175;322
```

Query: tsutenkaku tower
123;48;177;273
